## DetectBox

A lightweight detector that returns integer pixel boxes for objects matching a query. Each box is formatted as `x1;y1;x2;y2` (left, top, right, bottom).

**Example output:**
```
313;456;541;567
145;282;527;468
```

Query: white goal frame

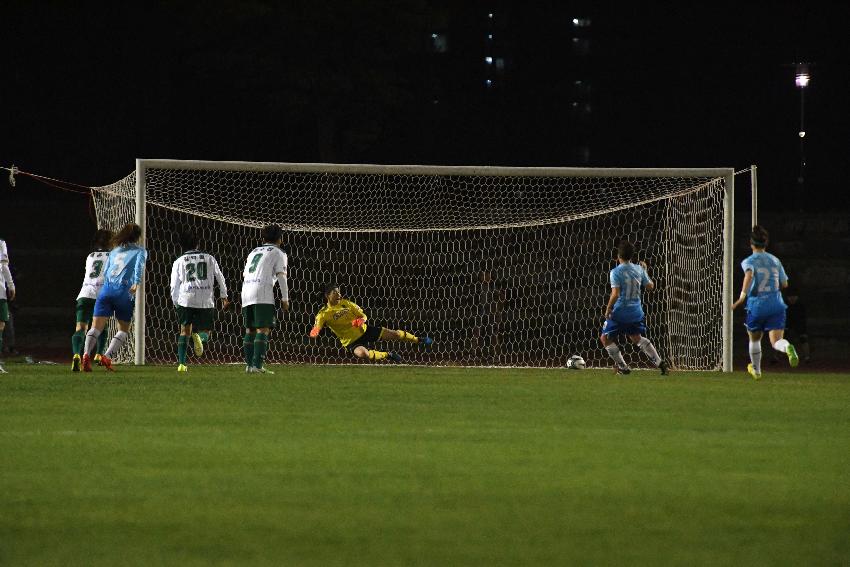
132;159;735;371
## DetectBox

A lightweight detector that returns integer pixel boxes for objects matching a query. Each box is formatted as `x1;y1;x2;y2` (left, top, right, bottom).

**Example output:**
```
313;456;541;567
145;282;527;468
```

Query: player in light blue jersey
600;240;668;375
81;223;148;372
731;225;798;379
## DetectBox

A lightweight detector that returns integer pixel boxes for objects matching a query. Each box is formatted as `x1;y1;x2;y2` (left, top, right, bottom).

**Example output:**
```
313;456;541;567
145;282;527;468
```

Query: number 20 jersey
241;245;288;307
76;250;111;300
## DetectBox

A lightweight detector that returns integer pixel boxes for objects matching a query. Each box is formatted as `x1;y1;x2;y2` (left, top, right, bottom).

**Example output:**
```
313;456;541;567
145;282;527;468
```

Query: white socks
773;339;790;354
605;344;627;369
749;341;762;374
104;331;129;359
636;337;662;366
84;327;102;357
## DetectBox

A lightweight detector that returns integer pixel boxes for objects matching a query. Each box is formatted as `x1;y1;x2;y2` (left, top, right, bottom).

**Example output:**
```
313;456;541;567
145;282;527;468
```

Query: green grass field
1;364;848;566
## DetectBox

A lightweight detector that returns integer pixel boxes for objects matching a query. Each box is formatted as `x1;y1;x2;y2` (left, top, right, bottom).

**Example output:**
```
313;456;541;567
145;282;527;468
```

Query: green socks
252;332;269;369
243;334;255;366
72;330;85;355
97;324;109;355
177;336;188;365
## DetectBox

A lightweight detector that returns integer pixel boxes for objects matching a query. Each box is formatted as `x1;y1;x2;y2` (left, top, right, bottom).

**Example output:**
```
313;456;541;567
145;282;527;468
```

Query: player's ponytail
112;223;142;247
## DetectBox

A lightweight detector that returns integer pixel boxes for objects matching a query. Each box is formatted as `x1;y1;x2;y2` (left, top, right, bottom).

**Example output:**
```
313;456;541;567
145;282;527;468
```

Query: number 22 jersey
741;251;787;317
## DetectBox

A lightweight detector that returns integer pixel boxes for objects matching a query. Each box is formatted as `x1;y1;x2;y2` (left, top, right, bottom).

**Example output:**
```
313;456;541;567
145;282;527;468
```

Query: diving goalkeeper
309;283;432;362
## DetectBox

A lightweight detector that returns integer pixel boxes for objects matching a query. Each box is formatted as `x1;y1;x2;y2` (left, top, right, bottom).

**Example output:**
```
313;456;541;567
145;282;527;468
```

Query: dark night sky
2;2;848;212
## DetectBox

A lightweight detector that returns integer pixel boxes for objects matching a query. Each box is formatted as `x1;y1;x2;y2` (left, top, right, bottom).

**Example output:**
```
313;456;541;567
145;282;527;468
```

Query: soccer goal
91;160;735;371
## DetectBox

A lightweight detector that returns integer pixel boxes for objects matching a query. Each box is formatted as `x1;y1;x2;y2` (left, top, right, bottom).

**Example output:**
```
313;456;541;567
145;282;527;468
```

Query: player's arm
275;252;289;312
348;301;367;327
639;261;655;291
212;257;230;310
129;249;148;295
169;261;181;305
1;261;14;302
731;270;753;310
779;262;789;290
309;312;324;338
604;286;619;319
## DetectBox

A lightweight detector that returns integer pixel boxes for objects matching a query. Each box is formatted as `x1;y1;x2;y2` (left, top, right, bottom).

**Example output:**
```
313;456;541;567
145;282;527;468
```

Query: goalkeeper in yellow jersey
309;283;433;362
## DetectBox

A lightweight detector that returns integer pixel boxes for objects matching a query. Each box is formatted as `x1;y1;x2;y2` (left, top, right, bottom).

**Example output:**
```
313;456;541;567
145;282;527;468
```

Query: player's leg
352;344;399;362
379;328;433;347
96;320;109;360
627;332;668;375
176;313;192;372
747;330;763;379
191;308;214;357
766;310;797;368
600;318;629;374
242;305;256;370
249;305;278;373
0;304;6;373
99;319;131;372
72;322;88;371
769;329;798;368
252;326;272;372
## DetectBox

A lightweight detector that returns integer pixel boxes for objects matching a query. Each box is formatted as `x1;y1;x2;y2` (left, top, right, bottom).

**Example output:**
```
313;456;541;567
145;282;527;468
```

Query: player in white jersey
0;238;15;373
241;225;290;374
71;230;113;372
169;230;230;372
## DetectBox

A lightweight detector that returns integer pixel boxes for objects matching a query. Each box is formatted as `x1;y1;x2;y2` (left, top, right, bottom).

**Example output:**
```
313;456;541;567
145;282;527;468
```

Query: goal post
92;160;735;371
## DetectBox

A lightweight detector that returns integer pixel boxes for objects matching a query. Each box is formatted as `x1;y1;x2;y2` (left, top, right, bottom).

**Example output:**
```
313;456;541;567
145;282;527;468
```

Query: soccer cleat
94;354;103;366
747;363;761;380
786;344;799;368
71;354;81;372
387;352;402;363
177;364;188;372
252;366;274;374
191;333;204;357
0;363;7;374
420;336;434;347
616;366;631;375
81;354;93;372
659;360;669;376
245;365;253;373
100;355;115;372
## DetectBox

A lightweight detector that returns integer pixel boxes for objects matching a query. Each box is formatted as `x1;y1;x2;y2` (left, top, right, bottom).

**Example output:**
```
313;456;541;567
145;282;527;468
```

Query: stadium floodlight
92;161;736;371
795;63;810;88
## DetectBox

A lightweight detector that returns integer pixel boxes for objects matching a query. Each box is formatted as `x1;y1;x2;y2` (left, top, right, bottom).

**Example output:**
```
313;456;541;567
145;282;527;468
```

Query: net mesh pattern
91;165;726;370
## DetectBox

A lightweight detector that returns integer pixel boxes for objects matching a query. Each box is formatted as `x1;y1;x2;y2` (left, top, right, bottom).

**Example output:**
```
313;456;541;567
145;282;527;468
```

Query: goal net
91;161;734;370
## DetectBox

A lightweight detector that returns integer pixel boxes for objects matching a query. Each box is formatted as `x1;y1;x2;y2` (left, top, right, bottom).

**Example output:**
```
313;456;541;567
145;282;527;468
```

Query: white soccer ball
566;355;586;370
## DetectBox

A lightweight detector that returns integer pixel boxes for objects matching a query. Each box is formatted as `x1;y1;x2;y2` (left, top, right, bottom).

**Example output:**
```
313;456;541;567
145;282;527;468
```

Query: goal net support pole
99;160;734;370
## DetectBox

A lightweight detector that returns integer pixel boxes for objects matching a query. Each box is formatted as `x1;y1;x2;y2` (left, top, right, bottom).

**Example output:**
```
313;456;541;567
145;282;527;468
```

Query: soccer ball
566;355;586;370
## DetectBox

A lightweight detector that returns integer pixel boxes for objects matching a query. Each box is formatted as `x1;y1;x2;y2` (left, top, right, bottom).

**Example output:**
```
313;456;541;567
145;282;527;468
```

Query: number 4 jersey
76;250;111;300
241;245;288;307
170;250;228;308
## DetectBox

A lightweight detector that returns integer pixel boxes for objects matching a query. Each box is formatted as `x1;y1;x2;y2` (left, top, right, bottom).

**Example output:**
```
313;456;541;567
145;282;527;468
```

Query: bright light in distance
572;18;579;24
485;79;492;86
431;33;438;38
485;56;493;64
799;131;806;138
488;34;493;39
795;73;810;87
488;13;493;18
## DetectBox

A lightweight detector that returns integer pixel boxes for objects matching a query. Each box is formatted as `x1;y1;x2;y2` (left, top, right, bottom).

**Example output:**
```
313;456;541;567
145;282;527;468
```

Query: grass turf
1;364;849;566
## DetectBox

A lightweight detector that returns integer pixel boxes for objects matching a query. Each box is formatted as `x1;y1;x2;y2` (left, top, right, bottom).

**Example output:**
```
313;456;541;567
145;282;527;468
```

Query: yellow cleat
747;363;761;380
786;344;799;368
71;354;81;372
191;333;204;357
94;354;103;366
177;364;188;373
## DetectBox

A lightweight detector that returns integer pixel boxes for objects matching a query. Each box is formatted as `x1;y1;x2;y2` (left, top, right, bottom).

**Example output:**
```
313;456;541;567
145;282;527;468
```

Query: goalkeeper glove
351;318;365;327
309;326;321;338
